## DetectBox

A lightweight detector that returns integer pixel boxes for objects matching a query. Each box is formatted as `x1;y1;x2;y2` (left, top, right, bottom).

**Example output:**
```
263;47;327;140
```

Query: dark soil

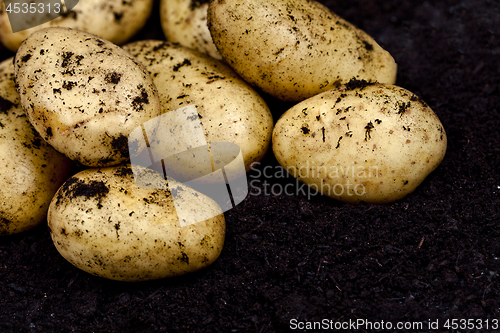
1;0;499;332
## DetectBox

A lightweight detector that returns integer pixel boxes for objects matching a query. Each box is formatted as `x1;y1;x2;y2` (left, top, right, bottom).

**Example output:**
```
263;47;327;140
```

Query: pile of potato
0;0;446;281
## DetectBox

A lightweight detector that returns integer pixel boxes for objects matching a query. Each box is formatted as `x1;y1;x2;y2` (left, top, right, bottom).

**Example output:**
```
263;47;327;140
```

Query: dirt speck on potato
62;81;77;90
113;12;124;23
61;52;74;68
132;85;150;111
178;252;190;265
397;101;411;117
173;59;192;72
20;54;32;63
362;40;374;51
114;165;135;177
111;135;129;158
56;177;109;208
105;72;122;84
345;78;373;91
0;96;14;113
0;218;13;236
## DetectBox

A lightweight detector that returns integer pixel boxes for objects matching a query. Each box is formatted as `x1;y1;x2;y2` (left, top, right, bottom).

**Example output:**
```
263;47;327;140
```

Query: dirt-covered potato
272;81;447;204
122;40;273;172
208;0;397;102
14;27;161;167
48;164;226;282
0;0;153;52
160;0;221;60
0;57;72;236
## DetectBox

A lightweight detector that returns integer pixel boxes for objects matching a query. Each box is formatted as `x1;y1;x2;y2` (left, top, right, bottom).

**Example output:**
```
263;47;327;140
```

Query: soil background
1;0;500;332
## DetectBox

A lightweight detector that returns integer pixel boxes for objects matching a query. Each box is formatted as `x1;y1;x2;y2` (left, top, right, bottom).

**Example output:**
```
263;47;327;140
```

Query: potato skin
0;57;72;236
160;0;222;59
0;0;153;52
14;27;161;167
48;164;226;282
272;82;447;204
122;40;273;172
208;0;397;102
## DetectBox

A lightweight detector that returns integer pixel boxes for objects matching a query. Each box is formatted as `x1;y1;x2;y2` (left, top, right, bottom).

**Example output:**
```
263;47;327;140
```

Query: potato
48;164;226;282
207;0;397;102
272;81;447;204
0;0;153;52
0;57;72;236
14;27;161;167
122;40;273;172
160;0;221;60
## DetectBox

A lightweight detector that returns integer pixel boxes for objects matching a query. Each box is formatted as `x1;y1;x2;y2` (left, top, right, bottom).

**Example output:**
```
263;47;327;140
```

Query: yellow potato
272;81;447;204
14;27;161;167
0;0;153;52
160;0;221;59
0;57;72;236
48;164;226;282
122;40;273;173
208;0;397;102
